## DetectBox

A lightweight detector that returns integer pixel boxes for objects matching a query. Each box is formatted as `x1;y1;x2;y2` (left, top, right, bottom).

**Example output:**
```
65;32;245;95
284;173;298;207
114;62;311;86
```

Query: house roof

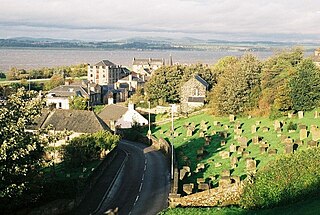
94;60;116;67
195;75;209;88
98;104;128;122
42;109;108;133
27;109;51;130
119;75;145;83
48;85;89;98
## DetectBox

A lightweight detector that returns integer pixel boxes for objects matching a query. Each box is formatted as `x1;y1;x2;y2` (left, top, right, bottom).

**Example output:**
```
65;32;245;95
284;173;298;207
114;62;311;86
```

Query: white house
98;103;148;130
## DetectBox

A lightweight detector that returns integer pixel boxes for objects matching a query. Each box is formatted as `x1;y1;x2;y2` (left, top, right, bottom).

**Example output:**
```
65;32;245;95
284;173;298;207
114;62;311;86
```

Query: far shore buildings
181;75;209;113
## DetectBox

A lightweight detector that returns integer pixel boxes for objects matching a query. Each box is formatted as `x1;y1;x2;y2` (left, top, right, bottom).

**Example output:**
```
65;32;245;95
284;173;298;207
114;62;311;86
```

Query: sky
0;0;320;42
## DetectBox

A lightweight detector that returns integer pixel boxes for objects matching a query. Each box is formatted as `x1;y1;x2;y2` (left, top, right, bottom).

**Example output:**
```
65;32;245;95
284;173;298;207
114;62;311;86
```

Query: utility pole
148;101;151;139
171;104;174;179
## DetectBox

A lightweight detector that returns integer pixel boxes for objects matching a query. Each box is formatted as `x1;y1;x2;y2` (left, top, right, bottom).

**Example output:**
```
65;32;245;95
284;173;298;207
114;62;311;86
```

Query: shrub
240;148;320;209
287;121;297;131
62;131;119;167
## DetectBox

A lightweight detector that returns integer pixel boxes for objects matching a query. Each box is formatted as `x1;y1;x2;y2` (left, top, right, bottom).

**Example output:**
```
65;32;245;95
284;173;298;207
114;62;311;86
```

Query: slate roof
48;85;89;98
98;104;128;122
195;75;209;88
43;109;108;133
188;97;205;103
119;75;145;83
26;109;51;130
94;60;116;67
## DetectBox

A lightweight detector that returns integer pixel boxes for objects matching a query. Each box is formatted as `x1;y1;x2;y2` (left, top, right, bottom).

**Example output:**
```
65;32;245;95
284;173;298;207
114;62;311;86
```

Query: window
58;102;62;108
194;88;199;96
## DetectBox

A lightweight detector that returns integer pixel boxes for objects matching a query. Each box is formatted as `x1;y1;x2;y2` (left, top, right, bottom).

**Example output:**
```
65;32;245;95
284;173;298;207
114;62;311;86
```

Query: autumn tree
69;96;88;110
44;74;64;91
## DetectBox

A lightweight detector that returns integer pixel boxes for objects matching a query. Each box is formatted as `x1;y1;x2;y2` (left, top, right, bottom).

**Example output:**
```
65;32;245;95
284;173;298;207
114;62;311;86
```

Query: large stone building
87;60;129;86
180;75;209;113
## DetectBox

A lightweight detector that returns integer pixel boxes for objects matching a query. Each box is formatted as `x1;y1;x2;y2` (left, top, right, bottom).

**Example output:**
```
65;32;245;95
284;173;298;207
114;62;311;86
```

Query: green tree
69;96;88;110
209;54;262;115
0;88;48;210
289;58;320;111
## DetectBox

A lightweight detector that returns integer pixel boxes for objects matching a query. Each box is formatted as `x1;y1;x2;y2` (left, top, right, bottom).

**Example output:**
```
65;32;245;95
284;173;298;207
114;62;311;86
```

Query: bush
240;148;320;209
287;121;297;131
62;131;119;167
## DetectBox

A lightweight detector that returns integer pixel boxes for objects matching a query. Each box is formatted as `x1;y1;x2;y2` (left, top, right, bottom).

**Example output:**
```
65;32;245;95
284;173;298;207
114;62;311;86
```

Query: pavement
74;140;170;215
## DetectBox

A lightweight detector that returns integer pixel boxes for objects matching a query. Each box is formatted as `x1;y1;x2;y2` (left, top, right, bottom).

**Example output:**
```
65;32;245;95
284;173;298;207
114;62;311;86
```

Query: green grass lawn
160;193;320;215
152;109;320;190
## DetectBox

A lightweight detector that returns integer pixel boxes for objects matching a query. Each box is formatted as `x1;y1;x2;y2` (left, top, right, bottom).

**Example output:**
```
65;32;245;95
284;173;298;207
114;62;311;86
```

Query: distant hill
0;37;319;51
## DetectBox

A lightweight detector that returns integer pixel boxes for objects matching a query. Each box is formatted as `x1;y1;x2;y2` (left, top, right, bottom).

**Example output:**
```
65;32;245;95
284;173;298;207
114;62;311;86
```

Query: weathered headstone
198;182;209;191
307;140;318;148
252;136;259;145
315;111;319;119
220;140;226;146
215;162;222;167
186;128;193;137
299;124;307;130
229;114;235;122
237;146;245;155
312;129;320;141
242;151;250;157
268;148;277;156
285;144;293;154
284;138;293;145
224;125;229;131
219;151;230;159
262;127;269;133
238;137;248;148
296;139;303;145
213;121;220;126
274;120;281;131
205;136;211;146
251;125;257;134
235;121;241;129
199;131;205;137
220;131;228;138
195;163;205;173
211;130;216;135
300;129;307;140
174;131;179;137
219;176;231;188
221;169;230;177
298;111;304;119
230;144;236;152
197;178;205;184
183;183;194;195
230;156;238;168
260;146;268;154
288;112;293;118
255;121;261;126
246;159;256;173
234;128;242;135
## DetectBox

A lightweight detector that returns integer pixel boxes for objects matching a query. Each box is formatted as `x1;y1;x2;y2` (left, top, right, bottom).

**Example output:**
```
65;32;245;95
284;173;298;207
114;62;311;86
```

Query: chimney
129;74;132;82
128;102;135;111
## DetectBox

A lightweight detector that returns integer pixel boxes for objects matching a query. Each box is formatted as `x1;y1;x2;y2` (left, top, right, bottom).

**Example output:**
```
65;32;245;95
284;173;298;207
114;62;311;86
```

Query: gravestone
197;178;205;184
300;129;308;140
219;151;230;159
229;114;235;122
199;131;205;137
231;176;241;184
260;146;268;154
220;140;226;146
274;120;281;131
183;183;194;195
299;124;307;130
280;134;288;142
307;140;317;148
215;162;222;167
310;125;318;134
284;138;293;145
198;182;209;191
234;134;240;140
252;136;259;145
211;130;216;135
238;137;248;148
184;122;189;128
213;121;220;126
224;125;229;131
174;131;179;137
268;148;277;155
312;129;320;141
159;130;164;135
255;121;261;126
219;176;231;188
315;111;319;119
237;146;245;155
230;156;238;168
285;144;293;154
298;111;304;119
205;136;211;146
221;169;230;177
288;112;293;118
186;128;193;137
180;168;189;180
235;121;241;129
220;131;228;138
234;128;242;135
262;127;269;133
251;125;257;134
246;159;256;173
190;122;196;128
295;140;303;145
195;163;205;173
230;144;236;152
242;151;250;157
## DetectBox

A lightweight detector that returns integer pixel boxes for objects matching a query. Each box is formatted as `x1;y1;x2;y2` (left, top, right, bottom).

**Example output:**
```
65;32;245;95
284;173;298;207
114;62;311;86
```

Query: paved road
75;140;170;215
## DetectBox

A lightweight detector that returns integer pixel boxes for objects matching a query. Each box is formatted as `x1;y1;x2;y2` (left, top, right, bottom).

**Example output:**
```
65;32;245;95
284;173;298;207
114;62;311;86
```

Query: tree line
145;48;320;117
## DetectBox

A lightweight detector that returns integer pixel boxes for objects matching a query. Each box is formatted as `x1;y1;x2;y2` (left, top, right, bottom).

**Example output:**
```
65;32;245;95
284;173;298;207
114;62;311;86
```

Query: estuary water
0;48;297;72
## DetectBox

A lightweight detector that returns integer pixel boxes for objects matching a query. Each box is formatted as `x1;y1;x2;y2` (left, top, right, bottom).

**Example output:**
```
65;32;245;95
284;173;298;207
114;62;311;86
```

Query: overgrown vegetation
241;148;320;209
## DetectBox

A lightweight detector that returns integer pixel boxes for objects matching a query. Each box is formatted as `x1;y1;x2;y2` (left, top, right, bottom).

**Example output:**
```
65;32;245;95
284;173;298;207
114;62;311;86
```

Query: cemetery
153;109;320;205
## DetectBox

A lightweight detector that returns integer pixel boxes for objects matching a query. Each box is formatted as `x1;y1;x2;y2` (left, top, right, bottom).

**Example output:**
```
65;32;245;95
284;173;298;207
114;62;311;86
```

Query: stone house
87;60;129;86
114;73;145;92
98;103;148;130
180;75;209;113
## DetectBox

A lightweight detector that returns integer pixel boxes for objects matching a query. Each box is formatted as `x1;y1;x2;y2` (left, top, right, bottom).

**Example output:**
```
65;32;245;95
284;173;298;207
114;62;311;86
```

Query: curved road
75;140;170;215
